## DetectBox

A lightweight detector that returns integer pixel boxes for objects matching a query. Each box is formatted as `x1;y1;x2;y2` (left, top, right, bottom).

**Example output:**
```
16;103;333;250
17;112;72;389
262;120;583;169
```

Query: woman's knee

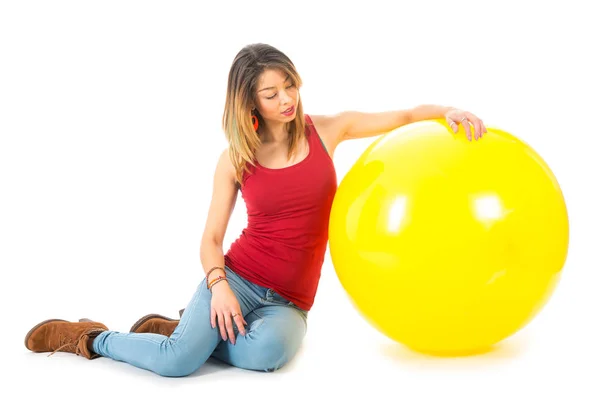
151;340;206;377
251;343;291;372
248;326;303;372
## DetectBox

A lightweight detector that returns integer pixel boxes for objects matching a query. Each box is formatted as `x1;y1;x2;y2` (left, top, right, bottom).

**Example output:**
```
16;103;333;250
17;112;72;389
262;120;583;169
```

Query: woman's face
254;68;299;124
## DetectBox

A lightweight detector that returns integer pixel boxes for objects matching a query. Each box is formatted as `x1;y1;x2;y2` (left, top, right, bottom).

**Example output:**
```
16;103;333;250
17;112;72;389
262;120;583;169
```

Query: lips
282;106;295;114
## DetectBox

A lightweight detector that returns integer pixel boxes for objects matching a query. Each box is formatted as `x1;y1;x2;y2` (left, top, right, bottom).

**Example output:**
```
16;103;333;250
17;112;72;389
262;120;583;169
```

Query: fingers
447;117;459;134
472;117;487;140
213;309;246;344
469;115;482;140
224;313;236;344
218;312;227;341
210;289;246;344
455;114;487;141
233;313;246;337
460;116;472;141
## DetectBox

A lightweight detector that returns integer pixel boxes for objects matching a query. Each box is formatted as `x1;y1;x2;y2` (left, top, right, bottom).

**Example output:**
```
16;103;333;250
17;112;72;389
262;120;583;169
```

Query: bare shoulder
215;147;237;184
307;113;348;157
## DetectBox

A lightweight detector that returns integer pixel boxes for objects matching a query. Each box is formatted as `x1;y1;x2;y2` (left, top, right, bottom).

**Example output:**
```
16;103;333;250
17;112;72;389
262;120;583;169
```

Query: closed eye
266;84;295;99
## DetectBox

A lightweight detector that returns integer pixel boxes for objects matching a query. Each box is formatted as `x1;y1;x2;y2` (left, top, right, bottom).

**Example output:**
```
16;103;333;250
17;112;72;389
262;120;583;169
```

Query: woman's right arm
199;147;246;343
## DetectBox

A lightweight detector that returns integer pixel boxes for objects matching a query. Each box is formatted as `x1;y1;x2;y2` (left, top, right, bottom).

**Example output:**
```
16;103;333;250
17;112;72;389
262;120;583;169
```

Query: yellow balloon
329;119;569;356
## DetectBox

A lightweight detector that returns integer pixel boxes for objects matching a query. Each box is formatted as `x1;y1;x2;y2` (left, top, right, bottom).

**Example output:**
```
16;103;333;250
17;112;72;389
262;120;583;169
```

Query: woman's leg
210;302;308;372
92;271;260;377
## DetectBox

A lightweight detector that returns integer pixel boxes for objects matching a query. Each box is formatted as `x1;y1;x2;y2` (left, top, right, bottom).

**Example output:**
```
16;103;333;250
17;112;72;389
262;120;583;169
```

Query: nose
280;89;292;105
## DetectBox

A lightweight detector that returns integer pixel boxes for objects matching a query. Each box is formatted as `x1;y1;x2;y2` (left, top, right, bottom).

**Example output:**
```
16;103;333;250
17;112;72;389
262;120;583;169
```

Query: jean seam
251;309;264;320
96;332;165;356
170;283;204;341
125;334;166;346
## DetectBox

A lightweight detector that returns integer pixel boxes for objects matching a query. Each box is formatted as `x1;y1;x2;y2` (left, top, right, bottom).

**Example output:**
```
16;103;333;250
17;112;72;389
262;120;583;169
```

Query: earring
251;114;259;131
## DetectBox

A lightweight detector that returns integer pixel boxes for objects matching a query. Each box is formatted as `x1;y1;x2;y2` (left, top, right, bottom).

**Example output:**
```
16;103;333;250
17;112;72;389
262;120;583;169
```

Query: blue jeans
92;266;308;377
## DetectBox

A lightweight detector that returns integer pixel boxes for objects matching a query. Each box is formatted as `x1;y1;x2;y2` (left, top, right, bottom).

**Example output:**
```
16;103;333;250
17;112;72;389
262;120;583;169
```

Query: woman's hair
222;43;305;186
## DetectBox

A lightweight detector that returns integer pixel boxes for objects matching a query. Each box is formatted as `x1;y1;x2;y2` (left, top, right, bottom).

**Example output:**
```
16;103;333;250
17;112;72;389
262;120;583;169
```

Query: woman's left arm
332;105;487;144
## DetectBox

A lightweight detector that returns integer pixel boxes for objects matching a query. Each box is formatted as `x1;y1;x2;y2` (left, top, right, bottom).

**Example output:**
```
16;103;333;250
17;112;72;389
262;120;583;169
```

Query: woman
24;43;487;376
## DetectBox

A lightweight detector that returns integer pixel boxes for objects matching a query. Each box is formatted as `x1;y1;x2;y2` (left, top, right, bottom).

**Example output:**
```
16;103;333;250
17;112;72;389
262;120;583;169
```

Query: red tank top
224;114;338;310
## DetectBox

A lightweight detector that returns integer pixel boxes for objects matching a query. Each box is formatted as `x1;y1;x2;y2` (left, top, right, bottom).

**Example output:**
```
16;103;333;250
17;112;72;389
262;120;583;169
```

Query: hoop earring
251;114;259;131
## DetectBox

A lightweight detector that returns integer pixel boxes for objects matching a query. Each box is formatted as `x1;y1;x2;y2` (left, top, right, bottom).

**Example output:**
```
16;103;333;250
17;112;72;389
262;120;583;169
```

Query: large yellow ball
329;119;569;356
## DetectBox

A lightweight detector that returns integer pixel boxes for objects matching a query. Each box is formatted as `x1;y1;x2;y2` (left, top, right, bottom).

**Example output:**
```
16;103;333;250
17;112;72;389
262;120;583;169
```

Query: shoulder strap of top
305;114;329;156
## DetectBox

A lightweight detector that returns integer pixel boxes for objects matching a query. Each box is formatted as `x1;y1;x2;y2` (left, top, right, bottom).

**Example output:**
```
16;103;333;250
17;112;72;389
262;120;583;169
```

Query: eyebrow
257;75;291;93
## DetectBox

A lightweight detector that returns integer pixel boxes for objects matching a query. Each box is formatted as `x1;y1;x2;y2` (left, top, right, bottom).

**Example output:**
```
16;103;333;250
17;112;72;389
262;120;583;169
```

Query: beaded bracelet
208;274;226;288
205;266;226;289
209;277;228;292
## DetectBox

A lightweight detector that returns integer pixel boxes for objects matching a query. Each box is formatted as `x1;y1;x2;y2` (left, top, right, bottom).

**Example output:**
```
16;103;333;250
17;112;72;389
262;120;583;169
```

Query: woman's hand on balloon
445;108;487;141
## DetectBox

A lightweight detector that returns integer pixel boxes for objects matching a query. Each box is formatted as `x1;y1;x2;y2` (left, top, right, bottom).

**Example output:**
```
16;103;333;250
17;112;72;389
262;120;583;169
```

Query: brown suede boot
129;308;185;336
24;318;108;359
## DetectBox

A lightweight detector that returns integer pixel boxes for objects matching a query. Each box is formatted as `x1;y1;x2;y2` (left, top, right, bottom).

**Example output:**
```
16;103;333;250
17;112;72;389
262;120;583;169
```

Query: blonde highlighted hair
222;43;306;186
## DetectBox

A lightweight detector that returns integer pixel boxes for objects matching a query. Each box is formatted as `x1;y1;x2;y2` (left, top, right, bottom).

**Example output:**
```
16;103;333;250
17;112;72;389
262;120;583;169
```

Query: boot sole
129;314;178;333
24;319;68;351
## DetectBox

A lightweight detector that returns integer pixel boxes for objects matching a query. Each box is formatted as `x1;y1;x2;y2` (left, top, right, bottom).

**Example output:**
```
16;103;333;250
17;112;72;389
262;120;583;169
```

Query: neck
261;120;290;144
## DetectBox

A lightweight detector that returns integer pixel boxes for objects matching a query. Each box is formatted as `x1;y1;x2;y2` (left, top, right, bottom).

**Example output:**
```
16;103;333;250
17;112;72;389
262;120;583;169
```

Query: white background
2;0;598;409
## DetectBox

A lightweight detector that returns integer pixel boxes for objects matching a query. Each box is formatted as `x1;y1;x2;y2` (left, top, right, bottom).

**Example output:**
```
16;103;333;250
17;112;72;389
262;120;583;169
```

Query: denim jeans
92;266;308;377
